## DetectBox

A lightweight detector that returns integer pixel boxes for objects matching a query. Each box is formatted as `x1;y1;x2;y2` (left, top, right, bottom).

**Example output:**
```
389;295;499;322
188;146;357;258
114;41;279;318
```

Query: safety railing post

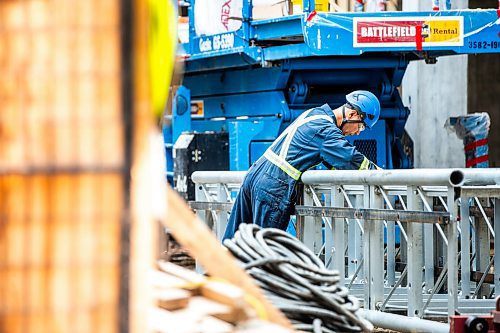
299;186;323;254
475;198;492;298
332;185;345;284
495;198;500;296
194;183;209;273
407;186;424;317
460;196;471;298
447;186;459;316
471;214;477;271
400;220;408;287
364;185;384;309
423;225;434;292
195;184;209;229
348;194;364;281
324;187;334;269
321;188;332;268
386;195;396;287
215;184;228;241
363;186;371;307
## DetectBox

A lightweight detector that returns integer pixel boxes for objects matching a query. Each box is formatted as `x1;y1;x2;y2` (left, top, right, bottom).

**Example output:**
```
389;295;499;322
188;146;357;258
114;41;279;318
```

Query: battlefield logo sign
353;16;463;48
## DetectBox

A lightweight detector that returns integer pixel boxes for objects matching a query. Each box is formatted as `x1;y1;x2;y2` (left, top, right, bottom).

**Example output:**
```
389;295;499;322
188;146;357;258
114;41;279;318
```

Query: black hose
223;223;373;332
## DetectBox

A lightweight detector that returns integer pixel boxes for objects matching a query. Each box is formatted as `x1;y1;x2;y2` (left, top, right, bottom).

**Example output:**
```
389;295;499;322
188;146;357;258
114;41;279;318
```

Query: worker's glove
368;161;383;170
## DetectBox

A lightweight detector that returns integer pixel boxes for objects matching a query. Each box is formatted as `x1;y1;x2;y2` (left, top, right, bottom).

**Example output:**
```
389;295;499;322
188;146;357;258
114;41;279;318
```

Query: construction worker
223;90;381;240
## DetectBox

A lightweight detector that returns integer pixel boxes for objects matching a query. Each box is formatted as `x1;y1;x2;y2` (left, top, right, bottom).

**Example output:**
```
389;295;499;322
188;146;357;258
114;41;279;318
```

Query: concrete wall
468;58;500;169
468;0;500;167
402;0;469;168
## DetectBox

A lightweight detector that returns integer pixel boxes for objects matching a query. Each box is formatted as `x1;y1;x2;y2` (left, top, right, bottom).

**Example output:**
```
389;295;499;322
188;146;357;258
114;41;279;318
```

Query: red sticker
307;10;317;22
416;25;423;51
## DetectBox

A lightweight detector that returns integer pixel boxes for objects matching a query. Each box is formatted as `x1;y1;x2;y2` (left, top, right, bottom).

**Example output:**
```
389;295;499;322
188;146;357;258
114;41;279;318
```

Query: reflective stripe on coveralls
332;156;370;170
263;150;302;180
264;109;334;180
359;156;370;170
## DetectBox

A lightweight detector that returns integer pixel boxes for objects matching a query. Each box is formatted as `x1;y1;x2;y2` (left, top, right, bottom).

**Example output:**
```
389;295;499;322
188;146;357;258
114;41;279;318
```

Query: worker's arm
319;126;380;170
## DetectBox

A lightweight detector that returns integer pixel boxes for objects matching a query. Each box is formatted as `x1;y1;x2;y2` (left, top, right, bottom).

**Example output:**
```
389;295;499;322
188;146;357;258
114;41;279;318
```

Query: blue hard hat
345;90;381;129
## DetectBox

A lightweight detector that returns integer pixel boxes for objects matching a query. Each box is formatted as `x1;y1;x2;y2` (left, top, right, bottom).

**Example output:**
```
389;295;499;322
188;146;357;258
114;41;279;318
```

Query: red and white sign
353;16;463;48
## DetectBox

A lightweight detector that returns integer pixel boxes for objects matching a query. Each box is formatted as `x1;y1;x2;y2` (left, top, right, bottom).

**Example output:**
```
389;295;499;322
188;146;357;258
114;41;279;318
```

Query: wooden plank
150;270;191;289
179;296;245;322
158;260;206;286
163;186;291;328
187;297;249;324
234;321;296;333
201;280;245;308
156;289;191;310
149;307;234;333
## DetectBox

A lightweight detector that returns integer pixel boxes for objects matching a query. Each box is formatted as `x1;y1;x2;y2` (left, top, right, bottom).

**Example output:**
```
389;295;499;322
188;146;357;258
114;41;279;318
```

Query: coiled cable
223;223;373;332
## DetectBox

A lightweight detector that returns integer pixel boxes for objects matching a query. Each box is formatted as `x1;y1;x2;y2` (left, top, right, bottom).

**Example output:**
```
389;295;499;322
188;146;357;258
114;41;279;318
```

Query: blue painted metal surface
172;86;191;143
303;10;500;56
228;118;282;170
165;0;500;175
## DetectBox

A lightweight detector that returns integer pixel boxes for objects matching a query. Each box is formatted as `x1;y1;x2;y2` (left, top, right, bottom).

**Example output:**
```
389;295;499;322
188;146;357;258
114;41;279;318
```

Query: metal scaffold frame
190;168;500;318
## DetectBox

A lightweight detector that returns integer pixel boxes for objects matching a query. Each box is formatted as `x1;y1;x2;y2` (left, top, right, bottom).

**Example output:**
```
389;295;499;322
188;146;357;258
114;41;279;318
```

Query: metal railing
190;168;500;318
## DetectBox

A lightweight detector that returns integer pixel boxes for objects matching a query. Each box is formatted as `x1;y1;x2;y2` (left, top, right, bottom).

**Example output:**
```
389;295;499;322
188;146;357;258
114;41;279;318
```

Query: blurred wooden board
150;264;295;332
0;0;123;332
200;280;245;308
156;289;191;311
163;186;291;328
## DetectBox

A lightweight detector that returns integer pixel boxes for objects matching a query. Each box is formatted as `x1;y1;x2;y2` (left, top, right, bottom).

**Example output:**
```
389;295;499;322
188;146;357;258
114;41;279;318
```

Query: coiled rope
223;224;373;332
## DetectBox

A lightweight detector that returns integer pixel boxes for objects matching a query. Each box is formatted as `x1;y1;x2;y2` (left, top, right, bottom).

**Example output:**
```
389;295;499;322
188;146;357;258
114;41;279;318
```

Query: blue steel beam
252;16;304;41
284;57;406;69
195;91;291;120
303;10;500;56
184;66;291;96
184;49;260;73
185;8;500;62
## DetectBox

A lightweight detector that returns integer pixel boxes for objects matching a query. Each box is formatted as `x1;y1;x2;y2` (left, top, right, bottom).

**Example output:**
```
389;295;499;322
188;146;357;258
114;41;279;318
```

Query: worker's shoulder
306;104;333;119
310;103;332;114
306;105;339;129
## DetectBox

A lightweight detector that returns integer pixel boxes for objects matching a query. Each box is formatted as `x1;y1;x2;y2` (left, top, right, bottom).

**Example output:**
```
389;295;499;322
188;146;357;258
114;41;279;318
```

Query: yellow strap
264;150;302;180
359;157;370;170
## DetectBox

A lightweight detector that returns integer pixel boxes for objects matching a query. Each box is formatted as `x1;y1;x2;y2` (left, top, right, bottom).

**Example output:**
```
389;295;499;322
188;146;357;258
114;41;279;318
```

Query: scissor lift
166;0;500;199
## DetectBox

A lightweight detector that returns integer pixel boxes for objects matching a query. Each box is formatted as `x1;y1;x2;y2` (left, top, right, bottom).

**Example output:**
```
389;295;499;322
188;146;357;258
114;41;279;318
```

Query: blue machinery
165;0;500;196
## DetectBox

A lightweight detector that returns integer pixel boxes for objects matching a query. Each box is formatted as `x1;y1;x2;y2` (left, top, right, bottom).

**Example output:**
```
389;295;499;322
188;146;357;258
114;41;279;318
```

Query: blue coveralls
223;104;373;240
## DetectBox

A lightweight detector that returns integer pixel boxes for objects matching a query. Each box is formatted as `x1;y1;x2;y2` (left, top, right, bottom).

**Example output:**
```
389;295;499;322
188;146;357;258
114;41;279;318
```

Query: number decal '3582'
468;41;500;49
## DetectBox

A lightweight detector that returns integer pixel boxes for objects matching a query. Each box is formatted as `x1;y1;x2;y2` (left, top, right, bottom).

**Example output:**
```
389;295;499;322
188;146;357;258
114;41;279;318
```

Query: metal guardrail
190;168;500;318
